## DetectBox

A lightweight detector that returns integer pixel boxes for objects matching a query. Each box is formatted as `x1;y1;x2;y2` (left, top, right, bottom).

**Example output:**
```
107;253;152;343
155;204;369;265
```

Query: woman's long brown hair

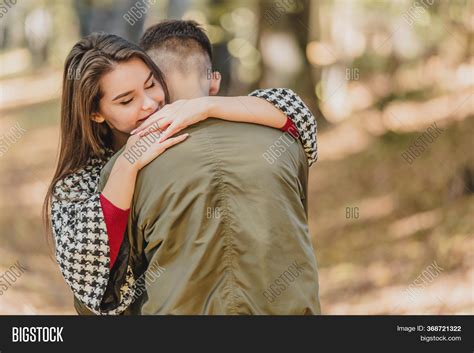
43;32;169;250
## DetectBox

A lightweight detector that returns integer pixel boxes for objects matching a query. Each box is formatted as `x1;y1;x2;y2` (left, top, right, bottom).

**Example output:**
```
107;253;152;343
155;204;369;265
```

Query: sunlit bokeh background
0;0;472;314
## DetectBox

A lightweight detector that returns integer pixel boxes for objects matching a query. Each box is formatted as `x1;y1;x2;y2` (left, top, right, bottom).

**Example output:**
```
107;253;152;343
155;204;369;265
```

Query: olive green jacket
99;119;320;315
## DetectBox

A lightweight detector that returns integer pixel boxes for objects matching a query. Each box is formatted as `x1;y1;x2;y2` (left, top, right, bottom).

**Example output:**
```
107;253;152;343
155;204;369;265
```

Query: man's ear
91;112;105;123
208;71;221;96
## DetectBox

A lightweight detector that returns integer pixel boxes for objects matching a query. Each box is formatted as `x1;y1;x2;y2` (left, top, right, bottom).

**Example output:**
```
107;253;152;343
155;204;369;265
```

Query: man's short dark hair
140;20;213;77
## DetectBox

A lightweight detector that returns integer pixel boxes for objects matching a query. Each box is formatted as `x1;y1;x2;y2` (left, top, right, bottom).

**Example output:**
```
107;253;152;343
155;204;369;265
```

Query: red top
281;117;299;138
101;118;297;269
99;194;130;269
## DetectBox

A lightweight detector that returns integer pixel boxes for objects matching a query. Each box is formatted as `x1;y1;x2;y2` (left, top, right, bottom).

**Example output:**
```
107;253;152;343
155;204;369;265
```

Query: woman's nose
143;94;157;111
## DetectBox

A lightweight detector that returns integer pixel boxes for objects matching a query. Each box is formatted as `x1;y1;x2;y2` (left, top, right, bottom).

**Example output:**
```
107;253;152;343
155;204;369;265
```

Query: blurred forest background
0;0;472;314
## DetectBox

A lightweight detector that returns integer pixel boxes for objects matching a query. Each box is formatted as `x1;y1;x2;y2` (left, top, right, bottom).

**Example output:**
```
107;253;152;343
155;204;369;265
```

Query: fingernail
130;129;136;135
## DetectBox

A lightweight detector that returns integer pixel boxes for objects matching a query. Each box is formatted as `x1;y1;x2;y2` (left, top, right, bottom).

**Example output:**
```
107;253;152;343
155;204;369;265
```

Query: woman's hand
122;131;190;172
130;95;289;142
130;97;211;142
102;132;189;210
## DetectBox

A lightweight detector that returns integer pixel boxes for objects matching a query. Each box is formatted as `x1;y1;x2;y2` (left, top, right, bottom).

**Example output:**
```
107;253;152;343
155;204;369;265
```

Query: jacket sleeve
249;88;318;166
50;157;136;315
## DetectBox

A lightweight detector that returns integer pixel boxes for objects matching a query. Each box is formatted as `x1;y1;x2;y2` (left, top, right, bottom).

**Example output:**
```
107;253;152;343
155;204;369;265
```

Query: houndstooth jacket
51;88;318;315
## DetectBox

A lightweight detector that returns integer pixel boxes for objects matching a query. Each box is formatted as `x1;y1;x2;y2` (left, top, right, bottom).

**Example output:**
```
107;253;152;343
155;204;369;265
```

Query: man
97;20;320;314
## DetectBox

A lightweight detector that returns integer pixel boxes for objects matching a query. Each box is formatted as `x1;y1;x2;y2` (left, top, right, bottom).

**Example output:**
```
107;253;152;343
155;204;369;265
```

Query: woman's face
94;57;165;134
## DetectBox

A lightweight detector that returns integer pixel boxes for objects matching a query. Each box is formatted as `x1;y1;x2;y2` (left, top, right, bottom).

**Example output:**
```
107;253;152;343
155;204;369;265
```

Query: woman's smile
137;107;160;127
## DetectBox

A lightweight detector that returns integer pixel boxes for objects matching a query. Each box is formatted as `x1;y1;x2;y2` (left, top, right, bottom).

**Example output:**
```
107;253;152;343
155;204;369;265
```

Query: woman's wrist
101;154;138;210
117;152;141;174
202;96;218;120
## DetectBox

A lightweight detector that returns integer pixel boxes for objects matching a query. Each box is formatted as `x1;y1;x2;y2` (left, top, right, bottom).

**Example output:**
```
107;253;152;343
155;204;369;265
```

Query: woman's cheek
152;86;165;103
107;109;130;131
118;106;137;128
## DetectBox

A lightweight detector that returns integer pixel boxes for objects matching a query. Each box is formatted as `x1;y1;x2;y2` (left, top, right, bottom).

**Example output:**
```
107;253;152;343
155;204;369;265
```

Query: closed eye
146;81;156;89
120;98;133;105
113;72;154;104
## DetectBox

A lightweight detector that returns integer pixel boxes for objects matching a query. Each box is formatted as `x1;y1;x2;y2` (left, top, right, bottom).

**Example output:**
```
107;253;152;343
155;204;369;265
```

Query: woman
43;32;317;315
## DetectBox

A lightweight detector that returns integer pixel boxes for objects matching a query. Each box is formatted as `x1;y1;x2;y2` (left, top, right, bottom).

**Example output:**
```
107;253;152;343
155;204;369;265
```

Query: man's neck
167;73;207;101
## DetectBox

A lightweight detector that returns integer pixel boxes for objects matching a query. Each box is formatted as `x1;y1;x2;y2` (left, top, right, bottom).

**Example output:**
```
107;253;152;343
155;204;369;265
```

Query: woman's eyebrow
112;72;153;101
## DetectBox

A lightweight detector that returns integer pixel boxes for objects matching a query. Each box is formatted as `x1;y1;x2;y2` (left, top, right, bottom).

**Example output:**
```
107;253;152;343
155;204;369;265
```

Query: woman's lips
137;108;159;126
137;117;148;125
